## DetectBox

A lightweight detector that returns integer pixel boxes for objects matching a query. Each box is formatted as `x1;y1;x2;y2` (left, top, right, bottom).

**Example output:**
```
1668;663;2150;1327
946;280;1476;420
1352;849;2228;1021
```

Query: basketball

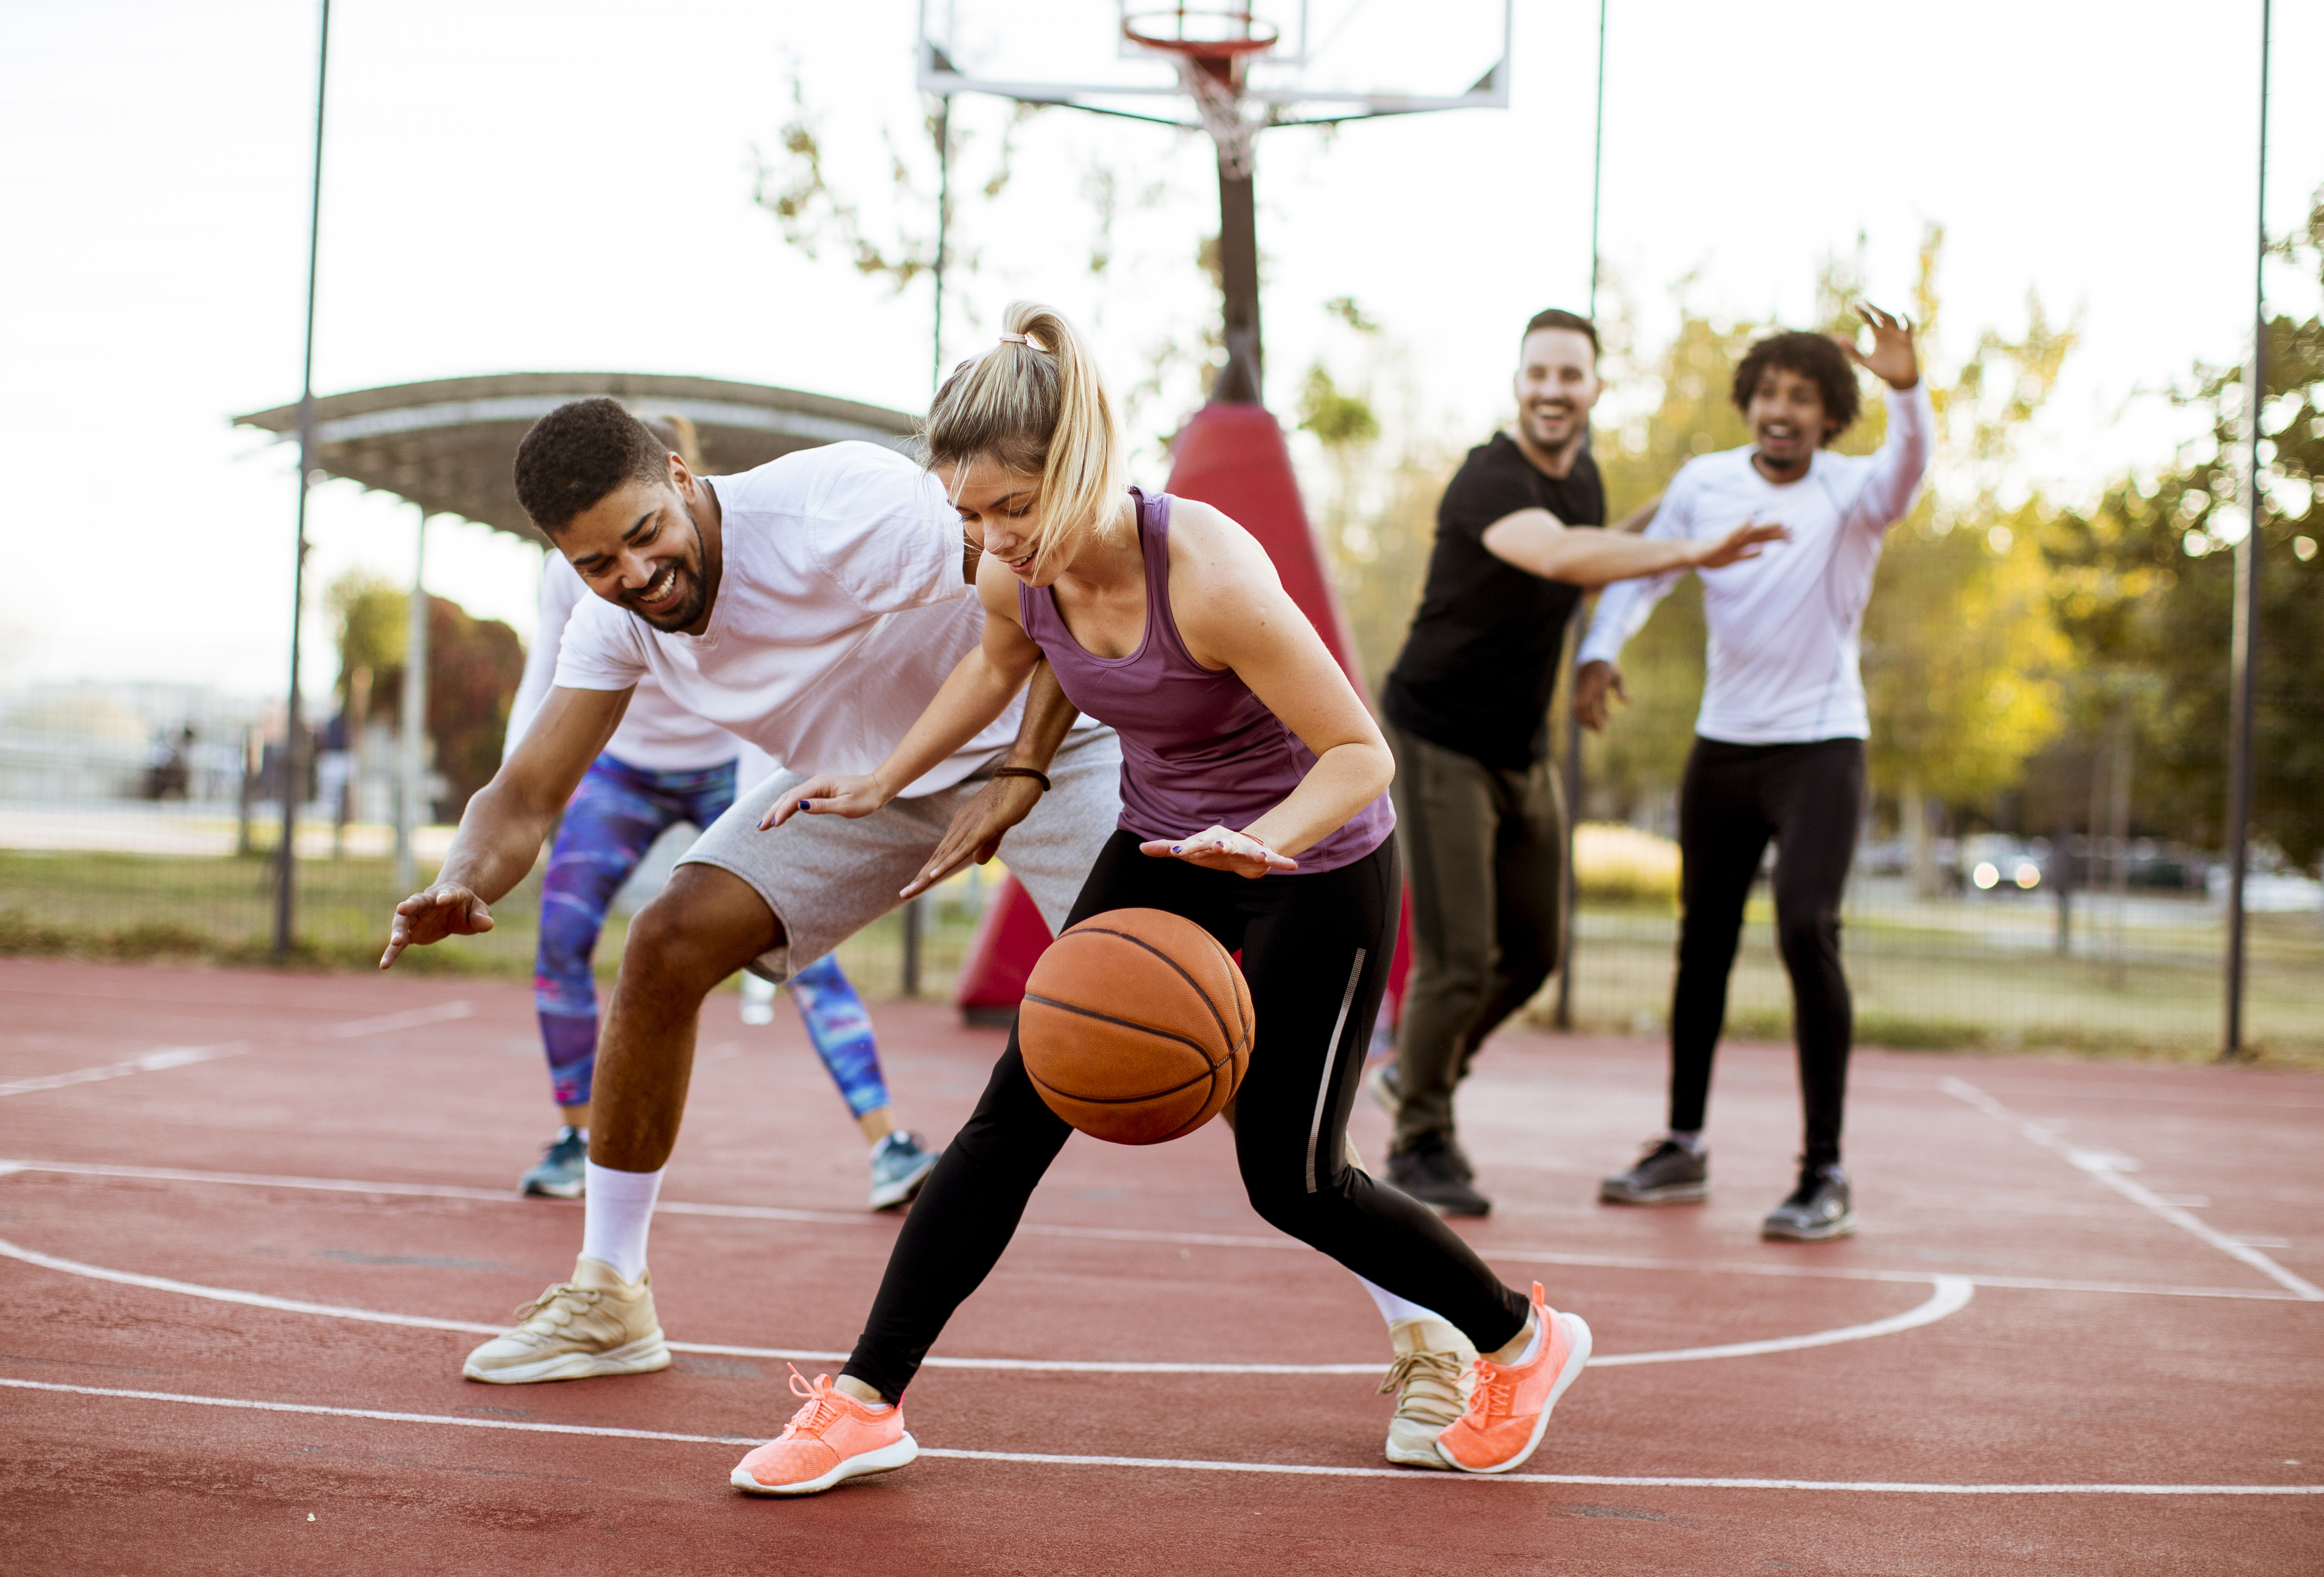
1018;908;1254;1145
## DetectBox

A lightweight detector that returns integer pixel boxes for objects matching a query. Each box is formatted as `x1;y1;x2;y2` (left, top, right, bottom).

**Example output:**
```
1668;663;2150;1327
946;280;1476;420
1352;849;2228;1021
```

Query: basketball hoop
1121;7;1278;177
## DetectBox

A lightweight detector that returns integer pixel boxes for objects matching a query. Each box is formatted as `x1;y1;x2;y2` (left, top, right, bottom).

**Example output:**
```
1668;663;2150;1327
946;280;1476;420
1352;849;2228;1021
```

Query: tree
2044;192;2324;871
326;574;524;824
1853;229;2072;886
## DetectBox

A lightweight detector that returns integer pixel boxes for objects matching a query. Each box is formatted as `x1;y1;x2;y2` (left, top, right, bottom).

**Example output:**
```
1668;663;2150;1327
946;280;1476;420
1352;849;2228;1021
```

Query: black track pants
1668;737;1865;1168
842;832;1531;1401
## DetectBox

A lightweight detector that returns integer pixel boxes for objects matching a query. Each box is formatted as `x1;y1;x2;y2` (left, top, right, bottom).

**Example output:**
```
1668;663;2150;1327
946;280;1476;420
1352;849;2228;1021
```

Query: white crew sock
1668;1129;1705;1158
1358;1275;1443;1328
580;1162;664;1283
1509;1314;1546;1367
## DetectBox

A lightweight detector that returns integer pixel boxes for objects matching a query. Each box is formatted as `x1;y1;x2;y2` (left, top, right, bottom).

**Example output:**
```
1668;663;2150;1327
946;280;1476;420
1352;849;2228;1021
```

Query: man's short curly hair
1730;331;1860;444
513;398;674;533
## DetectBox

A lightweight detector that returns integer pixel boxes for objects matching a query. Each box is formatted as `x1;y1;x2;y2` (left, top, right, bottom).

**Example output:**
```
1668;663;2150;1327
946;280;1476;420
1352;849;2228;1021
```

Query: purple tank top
1018;489;1394;874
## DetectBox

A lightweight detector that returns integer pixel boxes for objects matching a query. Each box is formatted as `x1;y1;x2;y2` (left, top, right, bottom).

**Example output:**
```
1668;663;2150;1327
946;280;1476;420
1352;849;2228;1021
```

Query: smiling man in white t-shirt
379;397;1121;1385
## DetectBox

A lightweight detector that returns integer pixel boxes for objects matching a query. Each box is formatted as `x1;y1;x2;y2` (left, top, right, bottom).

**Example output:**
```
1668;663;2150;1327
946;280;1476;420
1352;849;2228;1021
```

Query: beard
1523;403;1578;447
618;546;710;633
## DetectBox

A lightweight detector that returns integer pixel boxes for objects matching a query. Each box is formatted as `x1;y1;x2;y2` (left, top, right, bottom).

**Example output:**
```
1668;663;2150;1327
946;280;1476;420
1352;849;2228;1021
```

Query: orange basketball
1018;907;1254;1145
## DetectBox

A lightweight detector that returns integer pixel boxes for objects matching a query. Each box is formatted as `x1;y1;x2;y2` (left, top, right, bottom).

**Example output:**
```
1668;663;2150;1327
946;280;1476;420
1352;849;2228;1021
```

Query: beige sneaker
1378;1315;1476;1468
463;1256;671;1384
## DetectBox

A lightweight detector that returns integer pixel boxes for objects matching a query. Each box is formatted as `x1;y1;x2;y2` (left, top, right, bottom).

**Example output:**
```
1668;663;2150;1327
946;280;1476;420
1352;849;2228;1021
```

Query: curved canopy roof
236;372;921;544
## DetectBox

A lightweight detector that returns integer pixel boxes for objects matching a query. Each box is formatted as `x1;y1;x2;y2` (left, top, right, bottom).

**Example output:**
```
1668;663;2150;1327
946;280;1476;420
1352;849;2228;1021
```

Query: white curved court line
0;1235;1967;1375
1;1377;2313;1496
1587;1276;1972;1367
4;1158;2301;1302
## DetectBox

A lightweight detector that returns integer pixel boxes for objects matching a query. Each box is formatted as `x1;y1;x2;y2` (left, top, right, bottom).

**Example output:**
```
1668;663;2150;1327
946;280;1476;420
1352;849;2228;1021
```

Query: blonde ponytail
923;301;1127;569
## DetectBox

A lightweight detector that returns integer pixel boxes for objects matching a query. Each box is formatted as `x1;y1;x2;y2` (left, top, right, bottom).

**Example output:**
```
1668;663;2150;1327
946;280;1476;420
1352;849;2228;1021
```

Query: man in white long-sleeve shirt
1579;307;1931;1241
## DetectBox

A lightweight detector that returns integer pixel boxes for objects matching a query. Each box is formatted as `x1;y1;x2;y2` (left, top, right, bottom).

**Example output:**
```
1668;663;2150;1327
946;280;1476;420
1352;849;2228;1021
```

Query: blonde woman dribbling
730;303;1593;1496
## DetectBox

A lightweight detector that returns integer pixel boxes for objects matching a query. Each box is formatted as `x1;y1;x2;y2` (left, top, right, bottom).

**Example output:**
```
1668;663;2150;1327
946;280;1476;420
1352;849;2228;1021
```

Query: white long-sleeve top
503;550;741;773
1577;382;1935;745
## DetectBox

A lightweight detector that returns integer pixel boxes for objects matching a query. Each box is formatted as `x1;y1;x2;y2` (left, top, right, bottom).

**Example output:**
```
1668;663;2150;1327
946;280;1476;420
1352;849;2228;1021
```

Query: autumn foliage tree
2044;192;2324;871
327;574;525;823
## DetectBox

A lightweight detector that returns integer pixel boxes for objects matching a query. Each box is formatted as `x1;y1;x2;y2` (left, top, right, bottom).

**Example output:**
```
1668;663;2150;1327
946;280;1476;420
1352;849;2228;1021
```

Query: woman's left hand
1138;825;1297;880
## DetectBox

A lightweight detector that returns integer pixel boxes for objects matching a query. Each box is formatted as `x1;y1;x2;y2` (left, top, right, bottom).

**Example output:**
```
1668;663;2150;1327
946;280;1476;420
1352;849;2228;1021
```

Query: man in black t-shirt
1375;309;1783;1216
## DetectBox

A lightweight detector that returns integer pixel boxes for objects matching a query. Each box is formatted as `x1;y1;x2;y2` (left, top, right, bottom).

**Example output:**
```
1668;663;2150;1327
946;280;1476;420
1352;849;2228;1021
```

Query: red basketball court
3;956;2317;1573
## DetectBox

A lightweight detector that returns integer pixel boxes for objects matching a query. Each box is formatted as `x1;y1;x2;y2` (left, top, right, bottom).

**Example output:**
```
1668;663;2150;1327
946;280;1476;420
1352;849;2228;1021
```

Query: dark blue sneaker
520;1126;588;1198
868;1130;939;1211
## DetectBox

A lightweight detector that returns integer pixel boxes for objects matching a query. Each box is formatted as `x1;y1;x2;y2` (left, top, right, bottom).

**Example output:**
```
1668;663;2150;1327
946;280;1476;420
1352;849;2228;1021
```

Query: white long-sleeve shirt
1578;382;1935;745
504;551;741;773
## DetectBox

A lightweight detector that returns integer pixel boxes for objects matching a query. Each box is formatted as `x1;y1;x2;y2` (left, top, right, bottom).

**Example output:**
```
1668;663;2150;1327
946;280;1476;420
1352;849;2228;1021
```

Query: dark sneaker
868;1130;940;1211
1598;1138;1709;1206
1366;1062;1477;1182
520;1126;587;1199
1387;1136;1491;1218
1762;1162;1855;1241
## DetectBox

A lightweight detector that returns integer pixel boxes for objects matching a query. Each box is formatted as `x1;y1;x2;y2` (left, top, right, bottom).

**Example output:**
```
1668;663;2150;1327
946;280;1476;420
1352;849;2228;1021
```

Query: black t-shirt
1382;433;1606;769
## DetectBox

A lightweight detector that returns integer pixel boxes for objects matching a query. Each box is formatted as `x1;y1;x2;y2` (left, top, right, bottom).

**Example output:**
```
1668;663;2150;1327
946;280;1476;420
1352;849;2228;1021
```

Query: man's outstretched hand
1692;516;1790;570
1838;303;1918;390
380;884;494;969
897;773;1047;901
1574;659;1628;734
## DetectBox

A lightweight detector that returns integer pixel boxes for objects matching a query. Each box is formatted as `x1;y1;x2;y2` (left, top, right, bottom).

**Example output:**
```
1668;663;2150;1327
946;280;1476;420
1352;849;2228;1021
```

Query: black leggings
1669;737;1865;1168
843;832;1530;1401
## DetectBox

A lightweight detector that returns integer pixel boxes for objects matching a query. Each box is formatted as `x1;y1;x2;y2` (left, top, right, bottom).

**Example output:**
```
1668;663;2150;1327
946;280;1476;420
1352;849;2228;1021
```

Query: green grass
1542;897;2324;1067
0;847;989;999
6;849;2319;1063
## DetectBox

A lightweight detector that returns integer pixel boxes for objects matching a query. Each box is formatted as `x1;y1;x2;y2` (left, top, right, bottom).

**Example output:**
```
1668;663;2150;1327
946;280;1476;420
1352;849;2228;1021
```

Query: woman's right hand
762;773;887;829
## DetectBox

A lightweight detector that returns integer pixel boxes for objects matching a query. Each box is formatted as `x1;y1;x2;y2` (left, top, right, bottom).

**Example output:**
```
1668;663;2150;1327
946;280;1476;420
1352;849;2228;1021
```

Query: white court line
0;1000;476;1103
0;1044;249;1099
320;1001;476;1039
2;1377;2314;1496
1942;1077;2324;1302
0;1158;2303;1303
0;1236;1968;1375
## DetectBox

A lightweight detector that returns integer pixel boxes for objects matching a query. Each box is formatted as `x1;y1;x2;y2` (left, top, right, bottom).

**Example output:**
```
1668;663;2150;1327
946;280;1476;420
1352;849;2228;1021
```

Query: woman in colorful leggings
746;305;1593;1495
505;417;939;1211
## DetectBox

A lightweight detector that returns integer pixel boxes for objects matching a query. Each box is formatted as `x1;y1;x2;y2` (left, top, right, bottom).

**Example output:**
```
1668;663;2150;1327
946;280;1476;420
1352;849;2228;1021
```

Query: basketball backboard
916;0;1512;126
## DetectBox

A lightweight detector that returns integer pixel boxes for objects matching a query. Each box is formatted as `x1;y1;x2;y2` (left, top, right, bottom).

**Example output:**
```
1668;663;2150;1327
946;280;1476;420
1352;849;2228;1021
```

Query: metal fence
1557;827;2324;1058
5;692;2318;1058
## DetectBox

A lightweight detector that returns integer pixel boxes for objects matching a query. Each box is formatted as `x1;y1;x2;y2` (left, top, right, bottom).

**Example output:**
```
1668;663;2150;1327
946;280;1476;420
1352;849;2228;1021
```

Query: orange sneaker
1434;1283;1591;1474
730;1367;917;1496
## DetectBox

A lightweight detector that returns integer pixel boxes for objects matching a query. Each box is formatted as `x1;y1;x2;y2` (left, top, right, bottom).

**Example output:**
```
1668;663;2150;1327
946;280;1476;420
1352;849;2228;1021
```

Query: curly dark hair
1730;331;1860;443
513;398;674;533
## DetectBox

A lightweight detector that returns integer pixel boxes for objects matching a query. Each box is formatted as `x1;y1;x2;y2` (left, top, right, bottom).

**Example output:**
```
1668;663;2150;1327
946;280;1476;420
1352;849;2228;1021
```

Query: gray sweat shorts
678;724;1124;984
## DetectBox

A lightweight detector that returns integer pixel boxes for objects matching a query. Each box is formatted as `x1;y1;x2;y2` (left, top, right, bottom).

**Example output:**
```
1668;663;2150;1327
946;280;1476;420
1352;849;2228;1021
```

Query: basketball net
1174;57;1260;178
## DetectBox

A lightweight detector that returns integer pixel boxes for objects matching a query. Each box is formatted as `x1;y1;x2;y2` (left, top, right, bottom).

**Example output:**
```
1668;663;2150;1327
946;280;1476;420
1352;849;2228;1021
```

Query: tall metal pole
274;0;331;956
1212;161;1263;404
2222;0;2270;1059
931;91;951;393
1555;0;1609;1031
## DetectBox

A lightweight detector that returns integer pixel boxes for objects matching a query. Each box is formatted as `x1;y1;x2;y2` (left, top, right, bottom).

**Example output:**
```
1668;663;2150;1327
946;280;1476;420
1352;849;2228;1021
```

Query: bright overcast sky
2;0;2315;702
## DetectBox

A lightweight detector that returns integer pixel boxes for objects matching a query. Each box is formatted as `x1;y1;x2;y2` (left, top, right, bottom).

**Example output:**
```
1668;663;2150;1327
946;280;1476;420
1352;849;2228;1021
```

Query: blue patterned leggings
534;752;891;1118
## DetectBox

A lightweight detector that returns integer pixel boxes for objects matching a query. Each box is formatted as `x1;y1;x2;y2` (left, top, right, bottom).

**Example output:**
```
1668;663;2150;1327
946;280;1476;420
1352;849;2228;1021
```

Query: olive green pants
1385;719;1566;1154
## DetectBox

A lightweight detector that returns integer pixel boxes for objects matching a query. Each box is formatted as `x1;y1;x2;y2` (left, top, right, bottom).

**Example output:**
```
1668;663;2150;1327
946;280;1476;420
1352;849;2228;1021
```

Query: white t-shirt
1578;382;1935;745
505;552;739;772
554;441;1019;797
